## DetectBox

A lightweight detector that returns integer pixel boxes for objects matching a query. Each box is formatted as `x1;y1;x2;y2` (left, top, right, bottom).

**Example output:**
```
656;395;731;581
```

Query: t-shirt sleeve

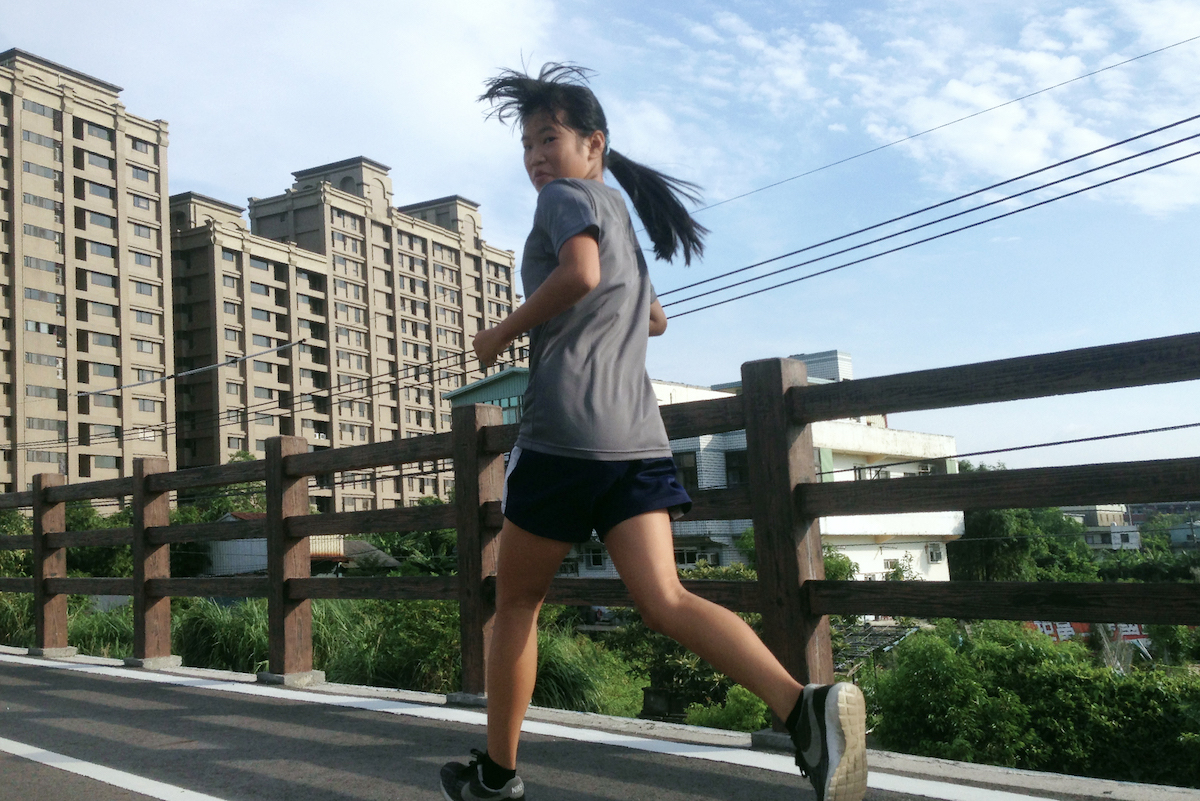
535;180;600;258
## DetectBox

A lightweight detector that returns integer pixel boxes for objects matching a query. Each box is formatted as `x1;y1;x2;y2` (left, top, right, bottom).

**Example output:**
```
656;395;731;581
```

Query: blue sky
5;0;1199;470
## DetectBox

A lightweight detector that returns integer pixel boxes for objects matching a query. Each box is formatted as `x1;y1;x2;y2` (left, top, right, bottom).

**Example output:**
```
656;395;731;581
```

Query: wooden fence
2;331;1200;700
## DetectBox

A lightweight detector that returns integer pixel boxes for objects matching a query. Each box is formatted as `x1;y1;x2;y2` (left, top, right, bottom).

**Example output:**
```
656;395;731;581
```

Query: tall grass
0;593;644;717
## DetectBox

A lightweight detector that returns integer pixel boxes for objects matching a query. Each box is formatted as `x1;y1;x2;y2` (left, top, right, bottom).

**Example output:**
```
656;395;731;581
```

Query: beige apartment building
0;49;172;491
171;157;524;512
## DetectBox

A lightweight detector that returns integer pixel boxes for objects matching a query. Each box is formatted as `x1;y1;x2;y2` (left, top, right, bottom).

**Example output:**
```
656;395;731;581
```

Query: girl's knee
637;588;691;634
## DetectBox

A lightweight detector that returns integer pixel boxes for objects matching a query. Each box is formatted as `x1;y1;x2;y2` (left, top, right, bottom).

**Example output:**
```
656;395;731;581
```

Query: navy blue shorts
501;446;693;544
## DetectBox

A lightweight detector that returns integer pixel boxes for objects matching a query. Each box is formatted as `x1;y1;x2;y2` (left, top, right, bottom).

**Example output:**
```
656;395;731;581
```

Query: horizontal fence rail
808;580;1200;626
289;576;458;601
798;456;1200;516
146;577;270;598
790;330;1200;423
146;461;266;493
285;432;454;477
46;529;132;549
147;520;264;546
0;333;1197;703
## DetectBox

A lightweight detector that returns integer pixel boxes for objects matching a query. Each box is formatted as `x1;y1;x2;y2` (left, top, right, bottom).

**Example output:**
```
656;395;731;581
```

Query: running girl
439;63;867;801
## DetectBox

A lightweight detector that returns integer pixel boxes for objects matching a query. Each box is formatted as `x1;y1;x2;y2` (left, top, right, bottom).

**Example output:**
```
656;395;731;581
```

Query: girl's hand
473;326;513;368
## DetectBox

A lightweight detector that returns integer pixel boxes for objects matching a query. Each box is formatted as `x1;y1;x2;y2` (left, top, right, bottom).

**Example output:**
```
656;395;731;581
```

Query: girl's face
521;110;605;191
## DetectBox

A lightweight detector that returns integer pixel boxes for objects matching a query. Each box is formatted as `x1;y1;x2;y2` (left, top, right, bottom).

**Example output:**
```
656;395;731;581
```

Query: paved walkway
0;650;1196;801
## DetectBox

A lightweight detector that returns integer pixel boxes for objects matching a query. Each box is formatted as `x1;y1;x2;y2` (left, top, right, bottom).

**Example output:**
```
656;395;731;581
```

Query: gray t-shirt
515;178;671;461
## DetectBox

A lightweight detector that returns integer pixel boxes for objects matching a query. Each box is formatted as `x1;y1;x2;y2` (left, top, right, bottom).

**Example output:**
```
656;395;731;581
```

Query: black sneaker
788;683;867;801
440;750;525;801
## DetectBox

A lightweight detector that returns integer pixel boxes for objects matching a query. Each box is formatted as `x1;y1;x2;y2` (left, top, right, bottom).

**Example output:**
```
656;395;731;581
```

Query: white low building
573;352;963;582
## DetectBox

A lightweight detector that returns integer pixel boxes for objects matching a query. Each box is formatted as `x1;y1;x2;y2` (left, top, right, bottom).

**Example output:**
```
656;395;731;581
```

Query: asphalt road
0;654;1117;801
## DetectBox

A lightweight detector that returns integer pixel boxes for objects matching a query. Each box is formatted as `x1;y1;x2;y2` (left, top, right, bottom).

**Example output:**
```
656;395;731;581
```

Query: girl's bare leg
485;520;573;770
604;510;803;719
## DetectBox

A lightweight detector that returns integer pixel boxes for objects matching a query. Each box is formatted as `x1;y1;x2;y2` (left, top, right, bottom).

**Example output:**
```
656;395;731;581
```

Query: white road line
0;734;230;801
0;652;1047;801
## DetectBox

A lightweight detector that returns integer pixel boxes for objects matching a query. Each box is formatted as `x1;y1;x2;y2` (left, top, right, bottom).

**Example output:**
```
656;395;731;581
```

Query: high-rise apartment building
171;157;524;511
0;49;172;491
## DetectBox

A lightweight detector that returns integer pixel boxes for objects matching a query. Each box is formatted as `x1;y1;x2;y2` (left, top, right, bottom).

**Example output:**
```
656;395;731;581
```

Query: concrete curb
753;728;1200;801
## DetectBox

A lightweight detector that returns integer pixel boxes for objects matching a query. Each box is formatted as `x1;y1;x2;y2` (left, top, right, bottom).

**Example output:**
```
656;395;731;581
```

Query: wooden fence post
452;403;505;699
742;358;833;723
30;473;74;657
261;435;318;686
127;457;178;669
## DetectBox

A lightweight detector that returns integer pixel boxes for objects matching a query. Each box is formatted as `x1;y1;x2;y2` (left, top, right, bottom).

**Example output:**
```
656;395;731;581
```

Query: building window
91;272;116;288
131;195;151;210
251;309;271;321
94;395;118;408
226;382;241;396
89;211;114;229
94;455;119;470
131;138;151;154
86;122;113;141
675;451;699;492
725;450;748;488
92;333;118;347
135;310;157;325
225;328;240;342
228;436;246;450
132;223;152;239
133;281;155;296
223;275;238;289
134;252;156;268
131;166;150;182
224;302;240;316
89;241;115;258
250;282;269;296
584;546;605;570
137;398;160;413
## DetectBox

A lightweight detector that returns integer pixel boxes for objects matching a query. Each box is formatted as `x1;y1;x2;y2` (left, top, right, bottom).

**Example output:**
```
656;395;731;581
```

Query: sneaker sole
826;684;868;801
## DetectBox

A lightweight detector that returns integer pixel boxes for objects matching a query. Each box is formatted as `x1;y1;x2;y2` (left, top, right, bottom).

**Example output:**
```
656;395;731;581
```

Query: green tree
0;509;31;577
734;526;861;581
361;496;458;576
947;464;1096;582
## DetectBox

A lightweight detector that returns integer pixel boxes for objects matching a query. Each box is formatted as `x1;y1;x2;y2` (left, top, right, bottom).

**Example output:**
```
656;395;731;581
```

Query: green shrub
68;602;133;659
316;599;462;693
0;592;34;648
874;620;1200;788
174;598;270;673
685;684;769;732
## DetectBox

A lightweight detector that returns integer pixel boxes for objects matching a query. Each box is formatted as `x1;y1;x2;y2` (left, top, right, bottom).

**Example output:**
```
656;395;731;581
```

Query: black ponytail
480;63;708;265
606;149;707;266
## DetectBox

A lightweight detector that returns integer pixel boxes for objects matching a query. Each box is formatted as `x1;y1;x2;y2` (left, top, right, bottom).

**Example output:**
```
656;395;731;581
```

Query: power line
72;338;305;398
659;112;1200;300
663;126;1200;310
666;145;1200;319
16;343;523;452
818;422;1200;476
685;33;1200;215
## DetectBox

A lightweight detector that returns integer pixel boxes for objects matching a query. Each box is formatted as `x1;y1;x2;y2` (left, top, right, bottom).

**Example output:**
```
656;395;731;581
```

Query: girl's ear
588;130;606;160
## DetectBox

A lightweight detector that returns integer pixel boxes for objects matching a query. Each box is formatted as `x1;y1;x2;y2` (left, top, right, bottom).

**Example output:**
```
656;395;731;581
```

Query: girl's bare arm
473;232;600;366
649;299;667;336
